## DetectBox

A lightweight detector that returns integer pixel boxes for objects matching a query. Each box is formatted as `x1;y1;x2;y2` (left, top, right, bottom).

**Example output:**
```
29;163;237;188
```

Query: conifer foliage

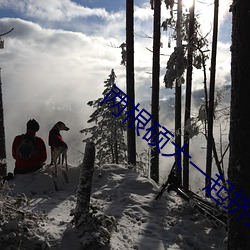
80;69;127;166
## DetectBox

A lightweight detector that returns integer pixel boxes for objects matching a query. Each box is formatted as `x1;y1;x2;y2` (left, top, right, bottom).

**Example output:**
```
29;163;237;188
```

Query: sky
0;0;232;174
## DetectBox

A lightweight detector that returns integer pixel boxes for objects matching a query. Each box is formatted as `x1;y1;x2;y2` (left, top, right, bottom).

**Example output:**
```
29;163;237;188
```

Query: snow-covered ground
1;164;227;250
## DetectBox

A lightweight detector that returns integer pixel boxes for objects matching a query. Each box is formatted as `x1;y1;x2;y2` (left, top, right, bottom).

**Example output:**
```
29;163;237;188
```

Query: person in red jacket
12;119;47;174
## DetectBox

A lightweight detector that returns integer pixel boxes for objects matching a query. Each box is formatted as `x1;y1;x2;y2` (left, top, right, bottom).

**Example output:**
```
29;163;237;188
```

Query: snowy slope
2;164;227;250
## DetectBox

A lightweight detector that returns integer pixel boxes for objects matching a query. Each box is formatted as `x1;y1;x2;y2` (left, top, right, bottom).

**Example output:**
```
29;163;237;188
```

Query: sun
183;0;194;9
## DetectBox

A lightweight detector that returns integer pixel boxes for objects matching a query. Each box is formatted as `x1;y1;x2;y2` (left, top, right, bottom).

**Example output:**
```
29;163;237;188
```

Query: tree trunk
74;142;95;227
175;0;183;183
150;0;161;184
183;0;195;190
0;70;7;177
74;142;116;248
126;0;136;166
205;0;219;194
228;0;250;249
114;119;119;164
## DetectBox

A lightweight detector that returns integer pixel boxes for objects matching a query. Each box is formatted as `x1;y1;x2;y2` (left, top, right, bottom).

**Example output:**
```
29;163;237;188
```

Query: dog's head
53;121;69;131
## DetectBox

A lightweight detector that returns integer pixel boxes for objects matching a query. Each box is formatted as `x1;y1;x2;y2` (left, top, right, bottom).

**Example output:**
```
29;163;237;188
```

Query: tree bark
126;0;136;166
74;142;116;248
205;0;219;194
74;142;95;228
175;0;183;183
150;0;161;184
183;0;195;190
114;118;119;164
0;70;7;177
228;0;250;249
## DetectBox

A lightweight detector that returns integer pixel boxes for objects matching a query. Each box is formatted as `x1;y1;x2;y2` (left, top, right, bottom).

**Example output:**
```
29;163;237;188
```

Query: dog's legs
61;152;68;171
52;147;68;176
54;163;58;177
57;154;61;164
52;148;60;177
61;153;65;165
61;152;69;183
50;147;54;165
64;153;68;171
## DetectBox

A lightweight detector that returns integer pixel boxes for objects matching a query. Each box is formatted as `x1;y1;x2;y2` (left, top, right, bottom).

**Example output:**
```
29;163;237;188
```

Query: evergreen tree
80;69;127;166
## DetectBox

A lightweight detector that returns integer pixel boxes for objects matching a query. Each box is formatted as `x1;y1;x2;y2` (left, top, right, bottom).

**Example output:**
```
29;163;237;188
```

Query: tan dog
48;121;69;176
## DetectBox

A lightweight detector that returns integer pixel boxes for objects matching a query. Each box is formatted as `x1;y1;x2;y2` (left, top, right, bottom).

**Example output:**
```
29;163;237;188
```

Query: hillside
0;164;227;250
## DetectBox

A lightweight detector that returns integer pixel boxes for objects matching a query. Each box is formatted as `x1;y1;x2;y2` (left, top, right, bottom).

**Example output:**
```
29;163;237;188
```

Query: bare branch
145;47;170;56
0;28;14;37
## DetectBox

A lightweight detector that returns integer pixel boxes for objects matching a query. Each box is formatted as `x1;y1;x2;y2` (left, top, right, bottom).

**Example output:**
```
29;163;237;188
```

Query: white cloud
195;0;232;38
0;0;109;21
0;0;232;172
134;4;153;21
0;17;126;169
1;18;129;107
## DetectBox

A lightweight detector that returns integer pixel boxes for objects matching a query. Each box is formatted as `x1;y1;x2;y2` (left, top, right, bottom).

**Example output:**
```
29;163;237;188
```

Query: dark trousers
14;165;43;175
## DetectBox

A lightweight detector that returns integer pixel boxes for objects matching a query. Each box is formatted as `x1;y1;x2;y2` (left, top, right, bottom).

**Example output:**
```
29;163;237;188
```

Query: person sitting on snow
12;119;47;174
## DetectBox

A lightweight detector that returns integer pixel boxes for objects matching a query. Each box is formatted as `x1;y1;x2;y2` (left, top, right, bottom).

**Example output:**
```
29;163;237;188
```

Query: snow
3;164;227;250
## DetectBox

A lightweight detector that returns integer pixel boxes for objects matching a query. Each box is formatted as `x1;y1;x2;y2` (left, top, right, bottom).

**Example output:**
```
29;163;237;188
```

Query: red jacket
48;128;68;149
12;131;47;171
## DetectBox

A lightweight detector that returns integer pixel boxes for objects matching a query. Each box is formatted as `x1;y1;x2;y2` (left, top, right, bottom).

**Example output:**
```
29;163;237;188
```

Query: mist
0;1;232;184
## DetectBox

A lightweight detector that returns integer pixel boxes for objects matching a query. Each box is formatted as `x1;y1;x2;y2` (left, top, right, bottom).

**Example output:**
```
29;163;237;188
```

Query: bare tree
0;69;6;177
126;0;136;166
183;0;195;189
175;0;183;185
0;28;14;177
205;0;219;193
150;0;161;184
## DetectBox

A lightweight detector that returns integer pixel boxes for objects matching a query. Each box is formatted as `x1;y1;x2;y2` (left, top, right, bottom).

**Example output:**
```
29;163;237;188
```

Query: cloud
194;0;232;39
0;0;232;173
0;17;126;170
134;4;153;21
0;14;155;169
0;0;110;21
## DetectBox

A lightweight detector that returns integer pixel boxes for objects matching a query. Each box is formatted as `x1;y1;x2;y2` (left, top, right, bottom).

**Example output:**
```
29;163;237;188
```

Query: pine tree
80;69;127;166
